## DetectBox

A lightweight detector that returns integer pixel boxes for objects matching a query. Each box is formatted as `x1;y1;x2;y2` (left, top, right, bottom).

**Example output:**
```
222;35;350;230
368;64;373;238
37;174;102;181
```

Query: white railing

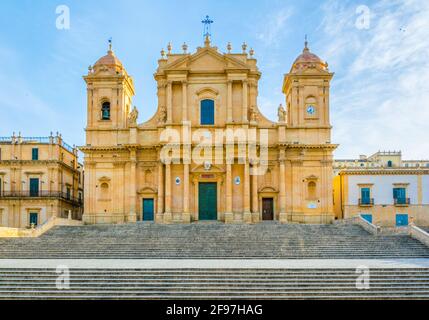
351;215;380;235
409;224;429;248
0;216;83;238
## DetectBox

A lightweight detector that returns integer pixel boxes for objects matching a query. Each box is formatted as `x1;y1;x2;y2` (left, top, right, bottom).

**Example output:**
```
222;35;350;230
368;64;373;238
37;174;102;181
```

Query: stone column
279;159;287;223
183;163;190;222
166;81;172;124
242;79;248;122
164;163;172;223
251;163;259;223
193;178;199;221
156;162;164;222
129;150;137;223
243;160;251;223
182;80;188;121
225;162;233;223
227;80;233;123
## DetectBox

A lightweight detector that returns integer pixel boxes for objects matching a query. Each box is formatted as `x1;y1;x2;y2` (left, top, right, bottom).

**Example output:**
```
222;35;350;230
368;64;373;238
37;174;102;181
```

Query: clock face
306;105;315;115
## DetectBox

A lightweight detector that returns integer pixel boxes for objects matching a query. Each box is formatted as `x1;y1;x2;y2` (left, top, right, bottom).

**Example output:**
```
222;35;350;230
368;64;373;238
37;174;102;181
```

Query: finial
182;42;188;54
227;42;232;53
108;37;113;52
167;42;172;54
242;42;247;53
304;34;309;52
204;34;211;47
249;48;254;57
88;65;92;73
160;48;166;59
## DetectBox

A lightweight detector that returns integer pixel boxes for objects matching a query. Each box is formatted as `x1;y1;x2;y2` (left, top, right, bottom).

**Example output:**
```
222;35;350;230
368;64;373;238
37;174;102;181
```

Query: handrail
359;198;374;206
0;191;83;205
409;225;429;248
394;197;410;205
352;215;380;235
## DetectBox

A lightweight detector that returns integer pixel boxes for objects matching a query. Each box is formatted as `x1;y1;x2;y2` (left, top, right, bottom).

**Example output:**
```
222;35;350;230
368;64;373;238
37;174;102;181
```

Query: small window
100;182;109;200
101;101;111;120
32;148;39;160
200;99;214;125
66;187;71;200
308;181;316;200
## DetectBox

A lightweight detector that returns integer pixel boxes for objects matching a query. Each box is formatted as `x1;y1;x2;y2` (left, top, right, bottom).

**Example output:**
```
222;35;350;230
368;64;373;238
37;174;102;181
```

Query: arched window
101;102;111;120
200;99;214;125
387;160;393;167
308;181;317;200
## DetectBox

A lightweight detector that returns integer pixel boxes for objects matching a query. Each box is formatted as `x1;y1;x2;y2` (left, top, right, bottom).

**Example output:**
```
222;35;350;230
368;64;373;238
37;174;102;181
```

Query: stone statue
278;104;286;122
158;106;167;124
250;106;258;122
128;106;138;126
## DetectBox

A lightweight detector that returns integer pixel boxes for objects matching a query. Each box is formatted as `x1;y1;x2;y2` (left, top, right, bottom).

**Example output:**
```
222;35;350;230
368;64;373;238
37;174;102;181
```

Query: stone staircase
0;222;428;259
1;268;429;299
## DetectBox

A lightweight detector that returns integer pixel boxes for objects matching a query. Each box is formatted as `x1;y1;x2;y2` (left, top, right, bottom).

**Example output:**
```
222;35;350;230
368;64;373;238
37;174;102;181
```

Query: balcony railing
0;191;83;206
359;198;374;206
394;197;410;206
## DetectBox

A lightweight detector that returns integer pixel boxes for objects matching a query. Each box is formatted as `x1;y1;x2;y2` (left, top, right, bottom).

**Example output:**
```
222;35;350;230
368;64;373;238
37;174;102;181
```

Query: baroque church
80;35;336;225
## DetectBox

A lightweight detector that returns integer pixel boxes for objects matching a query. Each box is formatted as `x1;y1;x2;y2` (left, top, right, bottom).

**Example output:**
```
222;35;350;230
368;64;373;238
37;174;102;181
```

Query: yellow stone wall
0;136;83;227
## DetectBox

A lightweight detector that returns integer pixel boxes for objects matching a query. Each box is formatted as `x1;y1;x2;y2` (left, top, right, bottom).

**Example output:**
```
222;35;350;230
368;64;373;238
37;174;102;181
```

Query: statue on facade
128;106;139;126
158;106;167;124
249;106;258;123
278;104;286;122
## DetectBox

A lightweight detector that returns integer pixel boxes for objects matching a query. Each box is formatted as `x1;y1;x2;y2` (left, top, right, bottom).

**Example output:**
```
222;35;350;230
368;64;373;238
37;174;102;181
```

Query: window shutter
200;99;214;125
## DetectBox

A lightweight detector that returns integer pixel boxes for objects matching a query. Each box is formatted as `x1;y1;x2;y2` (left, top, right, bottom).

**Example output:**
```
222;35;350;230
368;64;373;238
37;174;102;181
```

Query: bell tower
282;39;333;145
84;41;135;146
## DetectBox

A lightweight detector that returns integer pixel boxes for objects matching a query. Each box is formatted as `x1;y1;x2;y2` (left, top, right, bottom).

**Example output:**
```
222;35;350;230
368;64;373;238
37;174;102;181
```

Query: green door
29;178;39;197
29;212;38;226
199;182;217;220
142;198;154;221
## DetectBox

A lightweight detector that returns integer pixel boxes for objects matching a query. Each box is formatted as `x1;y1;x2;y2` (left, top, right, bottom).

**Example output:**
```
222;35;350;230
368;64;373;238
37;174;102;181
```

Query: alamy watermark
355;5;371;30
56;5;70;30
159;123;269;176
56;265;70;290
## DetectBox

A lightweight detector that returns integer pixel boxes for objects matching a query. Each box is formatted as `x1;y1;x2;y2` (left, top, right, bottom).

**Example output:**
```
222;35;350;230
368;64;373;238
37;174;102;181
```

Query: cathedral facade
80;36;337;224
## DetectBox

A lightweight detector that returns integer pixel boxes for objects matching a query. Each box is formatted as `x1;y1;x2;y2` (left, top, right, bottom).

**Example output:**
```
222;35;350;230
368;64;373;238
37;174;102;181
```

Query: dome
291;41;328;73
92;43;124;73
94;49;123;68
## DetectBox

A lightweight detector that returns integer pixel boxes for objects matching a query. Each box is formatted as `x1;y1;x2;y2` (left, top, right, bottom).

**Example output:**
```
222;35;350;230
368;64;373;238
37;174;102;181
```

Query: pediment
163;47;250;72
138;186;157;194
258;186;278;193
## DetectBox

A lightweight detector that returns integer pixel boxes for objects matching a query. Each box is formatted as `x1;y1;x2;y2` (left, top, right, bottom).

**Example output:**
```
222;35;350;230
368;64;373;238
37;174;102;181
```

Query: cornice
339;168;429;175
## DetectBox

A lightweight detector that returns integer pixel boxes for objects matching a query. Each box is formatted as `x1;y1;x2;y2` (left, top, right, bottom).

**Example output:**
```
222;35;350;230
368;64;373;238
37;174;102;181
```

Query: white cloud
317;0;429;159
256;7;294;46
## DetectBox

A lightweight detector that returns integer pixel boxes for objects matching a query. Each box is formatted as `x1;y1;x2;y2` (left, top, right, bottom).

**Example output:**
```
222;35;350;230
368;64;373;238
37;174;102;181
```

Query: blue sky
0;0;428;159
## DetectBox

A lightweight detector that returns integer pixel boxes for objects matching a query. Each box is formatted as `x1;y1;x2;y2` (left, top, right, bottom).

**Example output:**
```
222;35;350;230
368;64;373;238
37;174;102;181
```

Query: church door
262;198;274;220
142;199;154;221
199;182;217;220
29;212;38;227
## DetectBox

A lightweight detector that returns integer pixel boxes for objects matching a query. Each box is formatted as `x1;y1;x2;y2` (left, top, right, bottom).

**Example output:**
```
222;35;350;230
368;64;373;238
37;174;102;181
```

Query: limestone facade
0;134;83;227
81;37;336;224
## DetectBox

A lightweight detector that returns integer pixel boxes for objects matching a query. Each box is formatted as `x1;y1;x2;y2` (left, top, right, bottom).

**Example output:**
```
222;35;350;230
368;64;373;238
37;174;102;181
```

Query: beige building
334;151;429;226
81;37;337;224
0;133;83;227
334;151;429;174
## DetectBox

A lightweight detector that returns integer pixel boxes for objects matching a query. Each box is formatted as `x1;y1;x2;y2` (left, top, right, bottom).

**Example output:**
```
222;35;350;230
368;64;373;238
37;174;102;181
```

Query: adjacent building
334;152;429;226
0;133;83;227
